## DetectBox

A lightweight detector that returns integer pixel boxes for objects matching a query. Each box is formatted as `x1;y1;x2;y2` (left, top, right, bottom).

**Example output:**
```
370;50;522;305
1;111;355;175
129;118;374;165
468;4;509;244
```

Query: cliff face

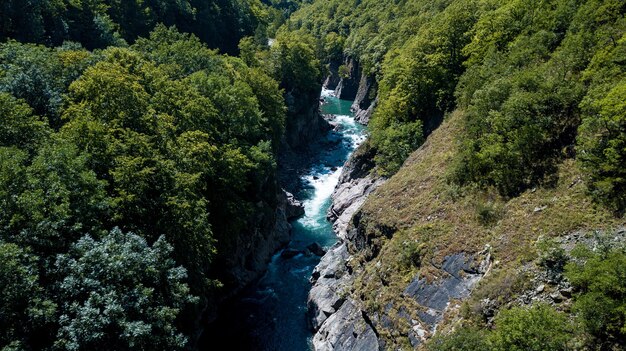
205;189;304;325
328;57;377;125
284;88;331;150
308;110;623;350
308;140;387;351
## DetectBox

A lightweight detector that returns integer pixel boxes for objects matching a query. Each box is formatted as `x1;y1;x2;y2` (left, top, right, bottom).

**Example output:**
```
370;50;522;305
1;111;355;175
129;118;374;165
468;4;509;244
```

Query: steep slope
310;109;624;349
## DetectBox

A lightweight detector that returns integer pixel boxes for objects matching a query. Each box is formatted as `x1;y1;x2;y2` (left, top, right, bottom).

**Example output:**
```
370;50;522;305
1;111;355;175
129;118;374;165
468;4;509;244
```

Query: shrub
565;245;626;349
427;326;491;351
490;304;574;351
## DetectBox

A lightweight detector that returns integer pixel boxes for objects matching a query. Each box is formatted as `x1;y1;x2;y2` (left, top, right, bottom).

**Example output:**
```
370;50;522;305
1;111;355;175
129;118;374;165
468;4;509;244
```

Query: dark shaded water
203;90;365;350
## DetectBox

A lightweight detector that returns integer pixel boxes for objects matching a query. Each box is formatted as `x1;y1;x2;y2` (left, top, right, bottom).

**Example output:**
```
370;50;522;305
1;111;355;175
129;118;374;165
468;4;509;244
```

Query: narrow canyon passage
203;90;366;350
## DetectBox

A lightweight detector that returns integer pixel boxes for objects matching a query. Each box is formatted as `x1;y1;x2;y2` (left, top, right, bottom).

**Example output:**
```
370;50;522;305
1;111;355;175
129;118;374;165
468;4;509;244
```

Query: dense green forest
0;0;325;347
0;0;267;53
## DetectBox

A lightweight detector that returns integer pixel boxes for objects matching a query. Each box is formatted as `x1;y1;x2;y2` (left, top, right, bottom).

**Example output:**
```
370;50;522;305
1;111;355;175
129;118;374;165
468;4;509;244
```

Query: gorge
1;1;625;350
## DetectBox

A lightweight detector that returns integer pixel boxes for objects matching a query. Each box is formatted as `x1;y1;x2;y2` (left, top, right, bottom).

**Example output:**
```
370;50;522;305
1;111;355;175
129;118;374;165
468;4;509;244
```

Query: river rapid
204;90;365;350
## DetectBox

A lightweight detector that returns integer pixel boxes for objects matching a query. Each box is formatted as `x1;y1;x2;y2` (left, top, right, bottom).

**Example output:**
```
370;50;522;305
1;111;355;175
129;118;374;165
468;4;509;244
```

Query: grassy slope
348;109;623;348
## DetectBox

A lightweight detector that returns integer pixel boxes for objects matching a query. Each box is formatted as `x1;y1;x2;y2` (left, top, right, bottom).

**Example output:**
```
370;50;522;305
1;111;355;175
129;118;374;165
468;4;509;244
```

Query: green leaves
0;242;53;348
490;304;574;351
55;228;196;351
0;25;287;349
0;93;50;152
565;246;626;347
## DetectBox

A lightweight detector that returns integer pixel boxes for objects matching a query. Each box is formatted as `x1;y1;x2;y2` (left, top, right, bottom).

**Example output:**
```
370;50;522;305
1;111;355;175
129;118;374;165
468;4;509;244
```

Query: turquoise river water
206;90;366;350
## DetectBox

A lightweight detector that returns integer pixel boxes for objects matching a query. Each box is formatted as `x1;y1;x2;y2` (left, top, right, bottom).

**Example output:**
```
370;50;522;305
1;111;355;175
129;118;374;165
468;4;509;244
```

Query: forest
0;1;322;349
288;0;625;211
1;0;625;350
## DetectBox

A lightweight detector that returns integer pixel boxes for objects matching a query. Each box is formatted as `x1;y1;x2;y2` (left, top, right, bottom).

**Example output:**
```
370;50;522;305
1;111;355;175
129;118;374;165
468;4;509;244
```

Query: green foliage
14;140;110;255
0;0;264;53
565;245;626;349
289;0;626;206
453;0;625;198
0;41;94;125
427;326;491;351
0;24;287;348
55;228;196;351
578;79;626;212
537;237;569;283
475;200;503;227
271;30;322;94
0;93;50;151
399;240;424;269
0;242;54;349
430;304;575;351
490;304;574;351
372;121;424;176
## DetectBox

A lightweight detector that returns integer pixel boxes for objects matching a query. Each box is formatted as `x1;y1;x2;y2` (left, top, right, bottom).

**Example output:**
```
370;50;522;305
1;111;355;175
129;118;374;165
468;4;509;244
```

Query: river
206;90;365;350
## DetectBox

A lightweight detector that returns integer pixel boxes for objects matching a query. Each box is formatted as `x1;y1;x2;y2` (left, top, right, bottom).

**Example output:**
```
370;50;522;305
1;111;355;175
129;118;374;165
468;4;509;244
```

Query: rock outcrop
312;299;380;351
333;57;377;126
223;189;305;293
308;139;386;351
328;141;382;238
309;134;492;350
324;59;342;90
284;89;331;149
328;175;385;239
206;188;304;327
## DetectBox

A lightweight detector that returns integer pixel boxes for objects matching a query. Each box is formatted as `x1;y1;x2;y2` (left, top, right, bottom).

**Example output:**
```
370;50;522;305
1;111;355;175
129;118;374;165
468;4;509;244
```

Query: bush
577;80;626;212
55;228;197;350
427;326;491;351
565;245;626;349
537;238;569;283
490;304;574;351
372;121;424;176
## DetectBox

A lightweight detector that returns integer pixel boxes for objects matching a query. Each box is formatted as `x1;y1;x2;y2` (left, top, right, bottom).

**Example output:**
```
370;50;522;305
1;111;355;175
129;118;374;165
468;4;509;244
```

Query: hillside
315;109;624;349
0;0;625;350
287;0;626;349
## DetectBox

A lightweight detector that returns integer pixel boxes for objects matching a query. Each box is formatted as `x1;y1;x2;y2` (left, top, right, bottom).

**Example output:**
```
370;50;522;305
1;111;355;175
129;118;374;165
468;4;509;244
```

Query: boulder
312;300;380;351
308;242;327;256
284;190;305;219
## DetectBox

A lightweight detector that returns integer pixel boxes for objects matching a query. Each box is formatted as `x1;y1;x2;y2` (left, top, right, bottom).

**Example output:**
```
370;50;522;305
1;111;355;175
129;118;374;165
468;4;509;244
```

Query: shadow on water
200;90;365;350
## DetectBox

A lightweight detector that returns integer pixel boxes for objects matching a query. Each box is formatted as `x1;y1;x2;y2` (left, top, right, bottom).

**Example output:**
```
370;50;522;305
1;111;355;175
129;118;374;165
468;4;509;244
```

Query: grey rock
284;190;305;219
354;99;376;125
283;89;331;150
313;300;380;351
329;175;386;239
308;242;327;257
536;284;545;293
550;292;564;303
334;58;360;101
308;244;351;330
404;253;488;328
351;71;377;125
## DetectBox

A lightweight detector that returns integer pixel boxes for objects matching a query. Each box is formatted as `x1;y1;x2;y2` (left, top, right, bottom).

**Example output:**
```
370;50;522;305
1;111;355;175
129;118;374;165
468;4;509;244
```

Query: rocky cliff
328;57;377;125
307;118;494;350
284;88;331;150
207;189;304;322
308;109;624;350
307;139;387;350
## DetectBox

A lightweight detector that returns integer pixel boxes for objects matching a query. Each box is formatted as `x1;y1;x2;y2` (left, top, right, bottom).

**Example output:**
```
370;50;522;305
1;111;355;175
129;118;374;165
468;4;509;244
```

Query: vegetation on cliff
288;0;626;213
283;0;625;348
